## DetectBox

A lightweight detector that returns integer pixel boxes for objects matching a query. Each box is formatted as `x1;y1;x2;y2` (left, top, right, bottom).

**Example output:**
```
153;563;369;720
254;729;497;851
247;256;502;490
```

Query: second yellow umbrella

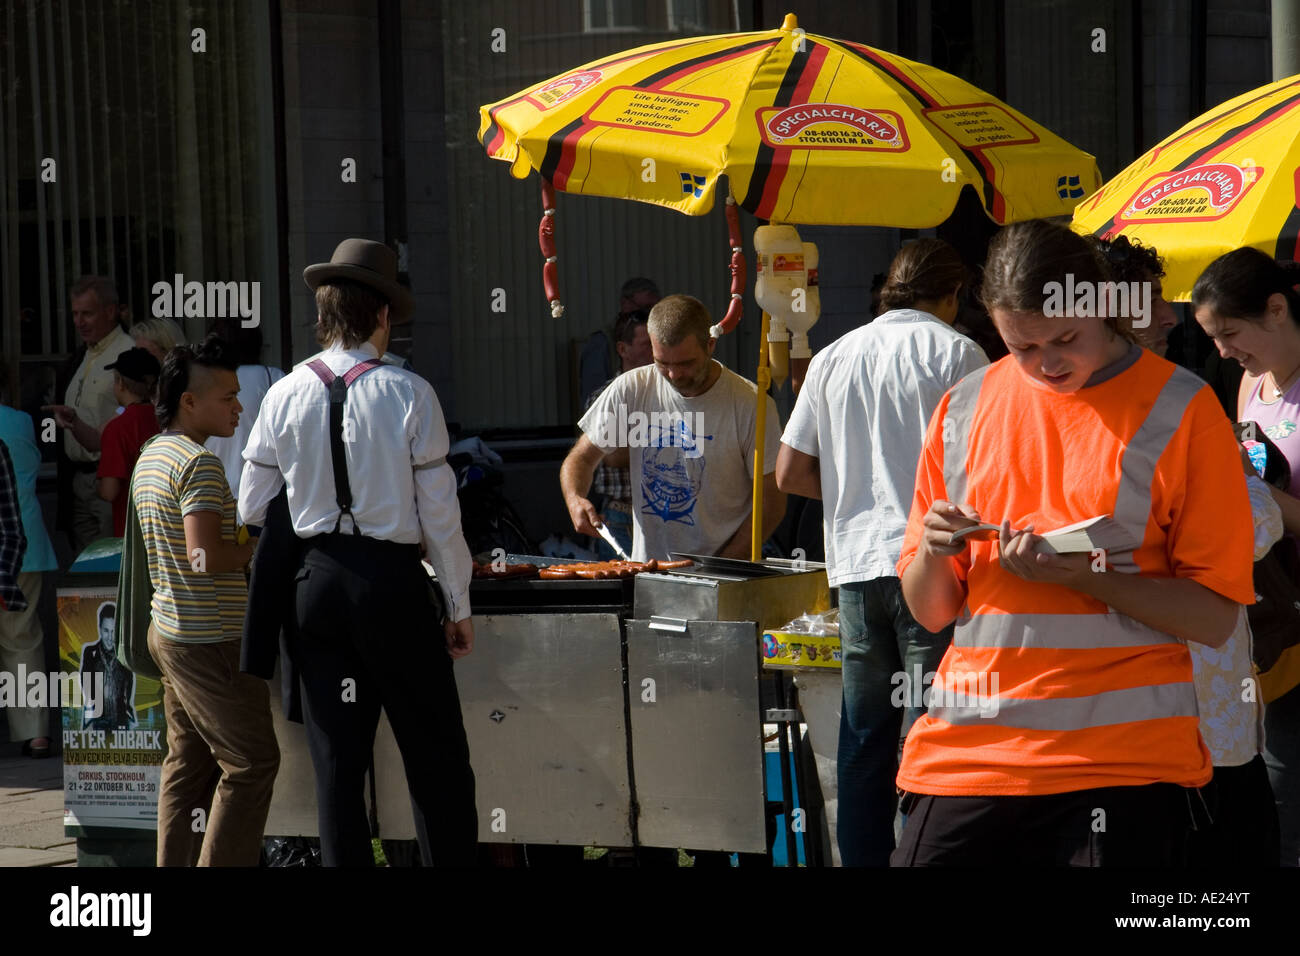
1073;73;1300;300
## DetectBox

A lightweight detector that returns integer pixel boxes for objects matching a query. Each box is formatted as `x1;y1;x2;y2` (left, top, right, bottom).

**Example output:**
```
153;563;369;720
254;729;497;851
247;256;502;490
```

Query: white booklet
948;515;1134;554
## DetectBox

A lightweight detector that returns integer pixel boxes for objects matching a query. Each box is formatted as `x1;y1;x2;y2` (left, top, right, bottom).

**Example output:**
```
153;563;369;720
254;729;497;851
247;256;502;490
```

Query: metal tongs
596;522;632;561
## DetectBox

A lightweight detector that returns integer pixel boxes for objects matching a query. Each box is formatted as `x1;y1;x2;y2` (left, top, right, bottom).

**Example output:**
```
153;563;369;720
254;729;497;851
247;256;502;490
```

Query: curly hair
1091;235;1166;286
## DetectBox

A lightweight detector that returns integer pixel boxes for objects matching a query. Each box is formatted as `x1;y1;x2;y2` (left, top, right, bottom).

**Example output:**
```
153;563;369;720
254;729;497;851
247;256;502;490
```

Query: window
666;0;710;33
1;0;280;425
583;0;650;32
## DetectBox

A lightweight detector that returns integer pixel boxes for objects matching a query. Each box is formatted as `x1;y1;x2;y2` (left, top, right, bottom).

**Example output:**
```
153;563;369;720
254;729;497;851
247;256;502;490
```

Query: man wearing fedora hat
239;238;477;867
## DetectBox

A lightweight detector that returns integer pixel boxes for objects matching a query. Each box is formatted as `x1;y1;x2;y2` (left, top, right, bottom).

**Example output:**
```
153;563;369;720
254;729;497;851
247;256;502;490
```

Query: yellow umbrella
480;13;1103;559
481;14;1101;227
1073;73;1300;301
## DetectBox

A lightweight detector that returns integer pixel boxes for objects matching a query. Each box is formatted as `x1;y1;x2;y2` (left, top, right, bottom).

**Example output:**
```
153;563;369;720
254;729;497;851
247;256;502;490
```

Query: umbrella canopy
1073;74;1300;300
480;13;1101;227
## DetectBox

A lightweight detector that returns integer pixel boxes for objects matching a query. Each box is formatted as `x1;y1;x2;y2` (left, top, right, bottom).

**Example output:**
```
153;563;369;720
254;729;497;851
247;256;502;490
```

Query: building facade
2;0;1277;435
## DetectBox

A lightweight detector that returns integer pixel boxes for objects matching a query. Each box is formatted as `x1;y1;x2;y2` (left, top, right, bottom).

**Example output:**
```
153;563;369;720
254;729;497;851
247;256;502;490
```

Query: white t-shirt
207;364;284;499
781;309;988;586
579;362;782;561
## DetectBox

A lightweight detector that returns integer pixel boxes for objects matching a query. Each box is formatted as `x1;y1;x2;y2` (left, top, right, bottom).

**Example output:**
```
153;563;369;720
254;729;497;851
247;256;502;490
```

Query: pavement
0;744;76;867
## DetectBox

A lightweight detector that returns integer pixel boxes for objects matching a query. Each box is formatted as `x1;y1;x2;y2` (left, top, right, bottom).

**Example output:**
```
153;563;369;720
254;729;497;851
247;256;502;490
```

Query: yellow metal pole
752;310;771;562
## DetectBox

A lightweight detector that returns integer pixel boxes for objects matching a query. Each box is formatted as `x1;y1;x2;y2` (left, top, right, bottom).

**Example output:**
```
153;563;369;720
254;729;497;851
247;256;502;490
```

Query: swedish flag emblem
680;172;706;198
1057;174;1084;199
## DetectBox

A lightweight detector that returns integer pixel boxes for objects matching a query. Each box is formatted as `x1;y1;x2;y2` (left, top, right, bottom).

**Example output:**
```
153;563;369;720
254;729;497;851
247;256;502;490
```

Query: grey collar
1082;342;1142;388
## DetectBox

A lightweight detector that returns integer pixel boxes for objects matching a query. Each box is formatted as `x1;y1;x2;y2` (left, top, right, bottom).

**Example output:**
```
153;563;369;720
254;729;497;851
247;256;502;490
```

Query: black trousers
891;782;1198;866
289;533;477;867
1187;755;1280;867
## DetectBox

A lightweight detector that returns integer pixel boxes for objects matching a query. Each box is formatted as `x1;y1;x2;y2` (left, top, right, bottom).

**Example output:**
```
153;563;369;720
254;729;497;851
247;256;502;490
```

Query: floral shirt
1187;476;1280;766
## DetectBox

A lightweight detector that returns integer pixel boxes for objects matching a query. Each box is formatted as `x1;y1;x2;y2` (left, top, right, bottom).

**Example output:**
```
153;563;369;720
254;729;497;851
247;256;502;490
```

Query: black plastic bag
261;836;322;867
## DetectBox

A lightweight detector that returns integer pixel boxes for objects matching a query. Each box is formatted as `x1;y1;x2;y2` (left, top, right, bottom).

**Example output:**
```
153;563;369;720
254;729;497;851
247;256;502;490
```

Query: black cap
105;347;161;383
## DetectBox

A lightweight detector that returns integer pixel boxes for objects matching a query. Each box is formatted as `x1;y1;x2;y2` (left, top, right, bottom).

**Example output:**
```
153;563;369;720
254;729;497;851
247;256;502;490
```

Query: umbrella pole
752;310;771;562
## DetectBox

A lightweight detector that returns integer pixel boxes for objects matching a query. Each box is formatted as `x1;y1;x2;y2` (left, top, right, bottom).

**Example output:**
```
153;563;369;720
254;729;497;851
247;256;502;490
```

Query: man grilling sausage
561;294;786;563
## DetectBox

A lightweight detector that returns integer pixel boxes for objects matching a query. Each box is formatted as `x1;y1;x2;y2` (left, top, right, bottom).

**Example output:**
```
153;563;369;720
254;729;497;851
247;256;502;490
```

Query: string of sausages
541;180;745;336
539;559;694;579
539;179;564;317
710;194;746;338
472;559;694;580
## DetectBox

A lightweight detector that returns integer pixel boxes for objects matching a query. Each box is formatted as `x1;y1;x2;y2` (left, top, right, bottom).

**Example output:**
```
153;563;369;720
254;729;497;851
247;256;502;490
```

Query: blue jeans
1264;680;1300;866
837;577;953;867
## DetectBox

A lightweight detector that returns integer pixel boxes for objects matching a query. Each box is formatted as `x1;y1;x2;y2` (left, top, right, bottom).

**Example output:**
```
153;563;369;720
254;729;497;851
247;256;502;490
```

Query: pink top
1244;374;1300;496
1243;373;1300;558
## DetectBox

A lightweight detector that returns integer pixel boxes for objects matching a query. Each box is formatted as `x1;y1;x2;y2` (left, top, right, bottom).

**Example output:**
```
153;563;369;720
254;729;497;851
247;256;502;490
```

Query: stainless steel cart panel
626;618;766;853
373;612;632;846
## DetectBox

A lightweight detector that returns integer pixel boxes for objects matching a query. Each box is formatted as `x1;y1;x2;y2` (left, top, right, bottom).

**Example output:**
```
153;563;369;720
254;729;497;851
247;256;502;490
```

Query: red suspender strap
342;358;385;385
306;358;334;386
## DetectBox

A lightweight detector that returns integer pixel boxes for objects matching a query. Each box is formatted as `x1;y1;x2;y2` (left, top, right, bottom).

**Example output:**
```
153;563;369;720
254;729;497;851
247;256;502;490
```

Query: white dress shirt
781;309;989;586
207;364;285;499
238;342;473;621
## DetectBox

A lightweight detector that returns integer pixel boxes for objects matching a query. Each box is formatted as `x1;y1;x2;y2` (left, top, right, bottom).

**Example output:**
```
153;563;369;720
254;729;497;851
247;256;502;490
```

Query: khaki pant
71;470;111;553
0;571;46;741
148;625;280;866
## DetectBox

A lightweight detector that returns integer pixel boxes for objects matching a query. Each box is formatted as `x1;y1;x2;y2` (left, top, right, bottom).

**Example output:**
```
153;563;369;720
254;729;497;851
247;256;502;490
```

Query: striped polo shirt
131;433;248;643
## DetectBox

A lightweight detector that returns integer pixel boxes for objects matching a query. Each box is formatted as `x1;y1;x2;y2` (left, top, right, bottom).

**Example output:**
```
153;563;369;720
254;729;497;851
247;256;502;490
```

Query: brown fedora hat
303;238;414;320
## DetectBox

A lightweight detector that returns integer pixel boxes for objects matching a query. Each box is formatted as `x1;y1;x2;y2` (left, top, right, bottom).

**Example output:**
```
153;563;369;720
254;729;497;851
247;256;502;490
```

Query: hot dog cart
264;555;830;858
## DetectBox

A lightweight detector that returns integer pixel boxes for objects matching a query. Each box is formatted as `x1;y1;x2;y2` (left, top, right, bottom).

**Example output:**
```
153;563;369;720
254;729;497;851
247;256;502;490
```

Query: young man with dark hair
98;347;161;537
132;335;278;866
239;238;477;867
204;317;284;498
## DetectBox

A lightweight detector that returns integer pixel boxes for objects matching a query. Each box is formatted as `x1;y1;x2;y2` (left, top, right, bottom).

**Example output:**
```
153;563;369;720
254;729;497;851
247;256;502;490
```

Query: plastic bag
261;836;321;867
776;608;839;637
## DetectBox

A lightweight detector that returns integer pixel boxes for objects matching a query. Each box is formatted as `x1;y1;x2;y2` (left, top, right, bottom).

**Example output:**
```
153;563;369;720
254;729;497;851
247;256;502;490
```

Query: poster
58;585;165;831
